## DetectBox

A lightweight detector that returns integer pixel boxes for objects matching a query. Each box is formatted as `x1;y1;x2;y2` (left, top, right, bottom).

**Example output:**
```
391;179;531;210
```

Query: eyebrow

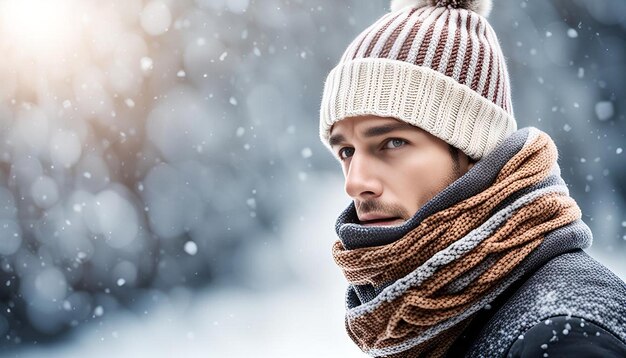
328;122;415;147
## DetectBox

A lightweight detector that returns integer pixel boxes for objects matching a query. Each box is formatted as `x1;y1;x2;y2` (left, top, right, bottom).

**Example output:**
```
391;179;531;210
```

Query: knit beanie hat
319;0;516;160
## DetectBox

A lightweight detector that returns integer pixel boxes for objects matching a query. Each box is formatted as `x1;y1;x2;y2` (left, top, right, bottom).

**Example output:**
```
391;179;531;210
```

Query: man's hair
448;144;476;174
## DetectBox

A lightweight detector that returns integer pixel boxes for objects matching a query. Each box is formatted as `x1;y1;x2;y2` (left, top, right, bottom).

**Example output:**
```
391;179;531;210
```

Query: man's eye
384;138;407;149
338;147;354;160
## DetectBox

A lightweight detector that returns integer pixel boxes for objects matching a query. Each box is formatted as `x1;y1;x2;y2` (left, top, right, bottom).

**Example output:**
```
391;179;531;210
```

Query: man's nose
344;153;383;199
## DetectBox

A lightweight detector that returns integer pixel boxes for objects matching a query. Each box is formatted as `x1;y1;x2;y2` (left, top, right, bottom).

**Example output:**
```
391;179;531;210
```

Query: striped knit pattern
332;129;586;357
320;3;516;160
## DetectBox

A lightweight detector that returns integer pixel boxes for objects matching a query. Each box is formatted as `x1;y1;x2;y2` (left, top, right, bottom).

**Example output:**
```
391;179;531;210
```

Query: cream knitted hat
319;0;516;160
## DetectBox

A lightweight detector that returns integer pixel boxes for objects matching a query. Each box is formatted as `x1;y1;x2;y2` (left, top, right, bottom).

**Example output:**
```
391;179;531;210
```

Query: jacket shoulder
465;249;626;357
507;315;626;357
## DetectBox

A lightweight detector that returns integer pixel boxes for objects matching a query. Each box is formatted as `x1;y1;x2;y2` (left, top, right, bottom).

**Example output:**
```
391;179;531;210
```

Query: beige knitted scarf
332;130;582;357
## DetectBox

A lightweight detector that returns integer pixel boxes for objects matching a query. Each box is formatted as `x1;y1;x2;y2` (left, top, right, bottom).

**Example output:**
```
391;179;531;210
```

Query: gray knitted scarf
332;127;592;357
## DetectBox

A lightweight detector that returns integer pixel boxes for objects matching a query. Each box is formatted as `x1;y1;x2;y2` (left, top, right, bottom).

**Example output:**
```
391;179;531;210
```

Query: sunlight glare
0;0;82;59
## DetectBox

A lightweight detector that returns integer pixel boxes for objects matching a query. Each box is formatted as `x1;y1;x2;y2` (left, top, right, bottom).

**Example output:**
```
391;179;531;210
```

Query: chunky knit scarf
332;128;592;357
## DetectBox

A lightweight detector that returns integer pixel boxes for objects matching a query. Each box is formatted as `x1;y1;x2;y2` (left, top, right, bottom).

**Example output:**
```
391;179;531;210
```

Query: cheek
405;151;452;181
427;154;458;189
394;151;456;204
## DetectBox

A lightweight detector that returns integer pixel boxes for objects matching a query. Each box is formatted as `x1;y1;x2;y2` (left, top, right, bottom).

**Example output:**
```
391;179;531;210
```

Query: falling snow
184;241;198;256
595;101;614;121
0;1;623;357
94;306;104;317
140;56;154;72
567;28;578;38
301;147;313;158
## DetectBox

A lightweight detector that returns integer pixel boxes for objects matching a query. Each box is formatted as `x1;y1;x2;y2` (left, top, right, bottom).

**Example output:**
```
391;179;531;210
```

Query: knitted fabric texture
319;2;516;160
331;128;591;357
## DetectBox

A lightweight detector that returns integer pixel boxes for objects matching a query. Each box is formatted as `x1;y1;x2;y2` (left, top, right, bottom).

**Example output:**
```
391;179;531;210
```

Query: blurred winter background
0;0;623;357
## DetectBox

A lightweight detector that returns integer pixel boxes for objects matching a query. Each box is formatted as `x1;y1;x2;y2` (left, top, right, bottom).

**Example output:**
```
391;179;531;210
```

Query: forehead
329;116;418;145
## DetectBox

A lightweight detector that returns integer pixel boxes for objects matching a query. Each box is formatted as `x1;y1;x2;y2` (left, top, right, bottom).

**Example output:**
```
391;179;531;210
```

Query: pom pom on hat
390;0;493;18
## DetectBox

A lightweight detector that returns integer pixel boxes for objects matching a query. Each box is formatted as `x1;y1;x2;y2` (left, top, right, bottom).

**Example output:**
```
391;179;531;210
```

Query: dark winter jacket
447;249;626;357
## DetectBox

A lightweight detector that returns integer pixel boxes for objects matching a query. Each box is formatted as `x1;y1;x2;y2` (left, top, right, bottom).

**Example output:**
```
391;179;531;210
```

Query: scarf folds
331;128;592;357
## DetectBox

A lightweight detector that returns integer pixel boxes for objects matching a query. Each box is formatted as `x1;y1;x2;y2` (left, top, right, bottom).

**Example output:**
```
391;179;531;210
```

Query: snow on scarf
331;128;592;357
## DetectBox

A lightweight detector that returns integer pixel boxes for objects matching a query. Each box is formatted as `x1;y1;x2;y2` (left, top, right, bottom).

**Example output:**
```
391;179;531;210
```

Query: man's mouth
359;216;404;227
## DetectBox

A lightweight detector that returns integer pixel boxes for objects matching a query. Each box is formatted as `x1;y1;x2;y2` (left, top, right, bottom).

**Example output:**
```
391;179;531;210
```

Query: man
318;0;626;357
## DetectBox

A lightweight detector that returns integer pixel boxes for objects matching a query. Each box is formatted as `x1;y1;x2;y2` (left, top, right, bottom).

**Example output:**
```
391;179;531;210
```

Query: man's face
329;115;473;227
